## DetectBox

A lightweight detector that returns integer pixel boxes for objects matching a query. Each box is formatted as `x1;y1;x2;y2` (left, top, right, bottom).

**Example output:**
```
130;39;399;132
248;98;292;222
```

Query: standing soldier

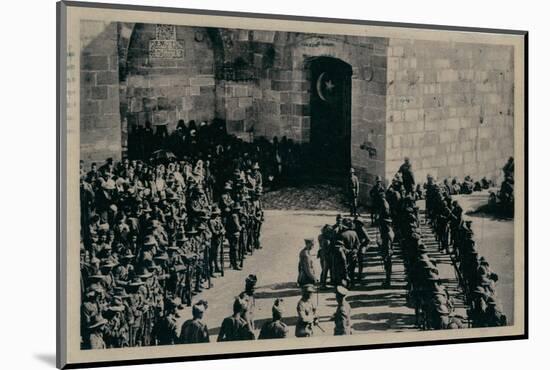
86;315;108;349
341;218;360;288
295;284;319;337
217;297;254;342
220;183;234;219
332;239;349;288
379;215;395;287
353;216;370;282
297;238;317;287
251;162;263;190
179;301;210;343
398;157;416;195
209;205;225;275
348;168;360;217
239;195;251;258
251;188;264;250
239;274;258;332
259;299;288;339
332;286;352;335
369;176;385;225
318;225;333;290
226;203;242;270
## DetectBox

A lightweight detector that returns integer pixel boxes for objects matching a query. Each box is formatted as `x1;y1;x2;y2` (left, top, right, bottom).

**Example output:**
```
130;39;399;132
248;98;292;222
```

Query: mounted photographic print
57;1;528;368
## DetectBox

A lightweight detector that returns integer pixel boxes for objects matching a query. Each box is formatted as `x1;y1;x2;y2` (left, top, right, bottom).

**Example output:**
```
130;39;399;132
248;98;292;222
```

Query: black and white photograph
56;1;527;368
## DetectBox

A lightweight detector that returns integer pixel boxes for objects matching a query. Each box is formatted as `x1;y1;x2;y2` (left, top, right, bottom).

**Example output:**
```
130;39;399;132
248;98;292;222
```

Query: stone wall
254;33;389;203
80;20;122;164
123;24;216;134
215;80;259;141
385;39;514;184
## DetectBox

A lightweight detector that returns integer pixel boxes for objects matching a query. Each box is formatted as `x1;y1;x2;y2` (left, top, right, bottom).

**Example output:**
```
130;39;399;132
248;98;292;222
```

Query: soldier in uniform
484;296;507;327
86;314;108;349
332;286;352;335
238;275;258;332
468;286;488;328
251;188;264;250
398;157;416;195
369;176;385;225
332;239;349;288
340;218;360;288
353;216;370;286
378;215;395;287
318;224;333;290
155;298;184;345
297;238;317;287
348;168;360;217
226;203;242;270
208;205;225;275
180;301;210;343
295;284;319;337
104;296;130;348
217;297;254;342
259;298;288;339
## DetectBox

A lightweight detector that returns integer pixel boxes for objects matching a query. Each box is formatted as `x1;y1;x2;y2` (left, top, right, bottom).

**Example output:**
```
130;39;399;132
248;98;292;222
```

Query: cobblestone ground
180;186;513;339
262;184;359;212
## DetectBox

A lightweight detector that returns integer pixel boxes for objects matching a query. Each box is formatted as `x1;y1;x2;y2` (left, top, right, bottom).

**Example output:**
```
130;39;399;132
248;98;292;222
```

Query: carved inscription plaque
149;24;184;59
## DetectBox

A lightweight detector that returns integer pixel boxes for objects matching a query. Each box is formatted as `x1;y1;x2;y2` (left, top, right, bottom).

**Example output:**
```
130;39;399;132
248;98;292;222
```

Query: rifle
314;321;326;333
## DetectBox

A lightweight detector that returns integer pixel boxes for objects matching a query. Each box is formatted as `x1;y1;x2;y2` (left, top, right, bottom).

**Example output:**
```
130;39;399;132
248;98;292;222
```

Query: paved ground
179;186;514;337
194;209;418;338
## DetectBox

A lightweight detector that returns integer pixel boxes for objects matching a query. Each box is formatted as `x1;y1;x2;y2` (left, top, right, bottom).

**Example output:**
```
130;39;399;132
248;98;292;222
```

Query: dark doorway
308;57;352;181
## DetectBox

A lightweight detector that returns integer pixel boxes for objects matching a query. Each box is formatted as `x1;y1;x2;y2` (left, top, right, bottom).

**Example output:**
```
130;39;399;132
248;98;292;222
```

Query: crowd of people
79;120;513;348
127;119;309;189
79;119;280;349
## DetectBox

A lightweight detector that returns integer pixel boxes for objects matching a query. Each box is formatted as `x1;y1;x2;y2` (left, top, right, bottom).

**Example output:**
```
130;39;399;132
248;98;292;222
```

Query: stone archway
120;23;222;159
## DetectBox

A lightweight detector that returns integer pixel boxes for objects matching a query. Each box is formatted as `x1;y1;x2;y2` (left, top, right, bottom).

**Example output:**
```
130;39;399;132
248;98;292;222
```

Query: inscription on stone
149;24;184;59
300;37;335;48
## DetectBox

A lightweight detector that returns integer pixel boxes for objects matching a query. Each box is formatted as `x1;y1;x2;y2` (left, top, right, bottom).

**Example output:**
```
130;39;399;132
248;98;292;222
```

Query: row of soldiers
368;170;464;330
425;173;507;328
85;272;353;348
79;149;266;349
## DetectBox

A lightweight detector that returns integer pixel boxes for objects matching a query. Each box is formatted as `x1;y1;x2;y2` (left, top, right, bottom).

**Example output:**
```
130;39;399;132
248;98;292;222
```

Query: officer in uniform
378;215;395;287
369;176;385;225
398;157;416;195
332;286;352;335
295;284;319;337
217;297;255;341
226;203;242;270
259;298;288;339
297;238;317;287
179;301;210;343
340;218;360;288
208;205;225;275
348;168;360;217
239;274;258;332
318;224;334;290
332;239;349;288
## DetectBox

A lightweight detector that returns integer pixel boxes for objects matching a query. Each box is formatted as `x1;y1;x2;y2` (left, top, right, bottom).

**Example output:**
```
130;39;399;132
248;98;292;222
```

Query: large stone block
81;55;109;71
91;86;108;100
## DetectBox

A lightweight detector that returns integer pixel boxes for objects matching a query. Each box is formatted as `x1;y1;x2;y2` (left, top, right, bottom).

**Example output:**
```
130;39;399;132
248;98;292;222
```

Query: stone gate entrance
308;57;352;179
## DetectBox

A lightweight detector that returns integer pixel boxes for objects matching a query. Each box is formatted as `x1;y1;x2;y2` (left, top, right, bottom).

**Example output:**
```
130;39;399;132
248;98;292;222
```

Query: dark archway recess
307;57;353;182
